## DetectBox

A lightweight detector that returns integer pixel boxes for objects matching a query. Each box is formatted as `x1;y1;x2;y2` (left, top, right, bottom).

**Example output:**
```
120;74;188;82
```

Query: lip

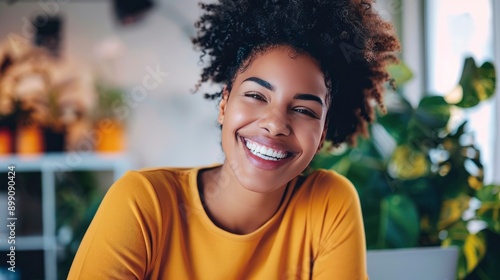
239;136;296;170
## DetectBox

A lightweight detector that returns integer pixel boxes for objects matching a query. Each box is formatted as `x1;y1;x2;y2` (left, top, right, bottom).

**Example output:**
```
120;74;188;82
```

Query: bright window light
426;0;495;184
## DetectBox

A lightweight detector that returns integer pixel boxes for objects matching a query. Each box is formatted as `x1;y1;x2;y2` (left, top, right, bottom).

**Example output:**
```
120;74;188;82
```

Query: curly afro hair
192;0;400;145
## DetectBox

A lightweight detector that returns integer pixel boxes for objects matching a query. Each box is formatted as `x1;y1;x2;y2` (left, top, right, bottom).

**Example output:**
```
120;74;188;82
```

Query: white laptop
367;246;459;280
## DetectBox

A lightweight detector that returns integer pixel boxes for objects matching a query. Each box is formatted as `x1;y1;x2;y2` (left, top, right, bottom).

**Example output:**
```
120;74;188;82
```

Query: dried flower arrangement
0;40;101;154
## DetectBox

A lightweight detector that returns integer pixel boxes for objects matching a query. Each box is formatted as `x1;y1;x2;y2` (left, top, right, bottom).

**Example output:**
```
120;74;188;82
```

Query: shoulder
289;169;361;219
302;169;359;202
134;166;194;189
119;165;202;187
106;166;200;205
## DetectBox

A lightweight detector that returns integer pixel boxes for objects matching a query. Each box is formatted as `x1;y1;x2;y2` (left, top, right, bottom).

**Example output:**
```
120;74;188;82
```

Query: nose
257;108;291;136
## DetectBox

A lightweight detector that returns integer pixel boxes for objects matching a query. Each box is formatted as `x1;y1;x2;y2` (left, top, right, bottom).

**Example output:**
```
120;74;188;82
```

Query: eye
244;92;266;101
293;108;320;119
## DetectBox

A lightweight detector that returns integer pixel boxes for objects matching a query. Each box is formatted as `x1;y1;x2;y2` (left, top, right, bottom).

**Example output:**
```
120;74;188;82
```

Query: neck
199;165;288;235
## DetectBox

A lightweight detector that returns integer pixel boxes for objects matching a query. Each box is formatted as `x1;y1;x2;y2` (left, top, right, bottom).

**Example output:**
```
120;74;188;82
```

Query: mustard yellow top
68;165;367;279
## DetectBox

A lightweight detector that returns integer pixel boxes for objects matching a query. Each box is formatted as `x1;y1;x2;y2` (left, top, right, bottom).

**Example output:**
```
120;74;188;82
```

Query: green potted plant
92;81;126;152
309;57;499;279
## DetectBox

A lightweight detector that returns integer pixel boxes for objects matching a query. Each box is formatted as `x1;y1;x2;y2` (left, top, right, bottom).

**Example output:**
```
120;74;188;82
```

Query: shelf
0;235;56;251
0;152;130;180
0;152;131;279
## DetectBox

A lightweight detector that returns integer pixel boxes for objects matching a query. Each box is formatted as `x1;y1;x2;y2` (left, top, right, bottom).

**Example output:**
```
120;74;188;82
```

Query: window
425;0;498;184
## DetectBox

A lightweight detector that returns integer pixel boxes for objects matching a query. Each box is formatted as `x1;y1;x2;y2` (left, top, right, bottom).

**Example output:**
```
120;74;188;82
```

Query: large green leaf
434;123;477;199
438;194;471;230
406;178;442;233
455;58;496;108
476;185;500;234
442;220;487;279
388;144;429;180
400;96;451;152
413;96;451;129
311;138;385;176
309;151;347;173
465;229;500;280
387;61;414;87
378;194;420;248
377;92;414;144
358;176;386;249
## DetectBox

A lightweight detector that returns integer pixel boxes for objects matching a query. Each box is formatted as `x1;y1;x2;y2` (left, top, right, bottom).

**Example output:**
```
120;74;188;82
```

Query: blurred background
0;0;498;279
0;0;222;168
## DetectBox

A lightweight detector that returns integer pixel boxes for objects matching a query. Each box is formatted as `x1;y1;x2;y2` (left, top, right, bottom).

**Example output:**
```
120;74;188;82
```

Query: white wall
0;0;224;169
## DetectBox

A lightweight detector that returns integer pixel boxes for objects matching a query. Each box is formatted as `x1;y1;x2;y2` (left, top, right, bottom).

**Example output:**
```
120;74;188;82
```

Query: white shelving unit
0;153;130;280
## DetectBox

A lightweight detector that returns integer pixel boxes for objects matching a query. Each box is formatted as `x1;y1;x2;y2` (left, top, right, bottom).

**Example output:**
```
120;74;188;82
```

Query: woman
68;0;399;279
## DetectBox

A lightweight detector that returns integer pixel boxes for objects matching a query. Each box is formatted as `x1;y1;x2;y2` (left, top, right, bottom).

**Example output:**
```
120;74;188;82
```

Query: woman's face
218;45;328;193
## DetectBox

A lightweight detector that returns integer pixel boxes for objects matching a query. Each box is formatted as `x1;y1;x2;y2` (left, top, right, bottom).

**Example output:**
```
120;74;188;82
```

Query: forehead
233;46;327;96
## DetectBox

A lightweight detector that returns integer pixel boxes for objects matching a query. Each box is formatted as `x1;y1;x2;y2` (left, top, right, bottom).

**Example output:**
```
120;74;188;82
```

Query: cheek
221;105;252;144
296;122;324;150
224;103;257;128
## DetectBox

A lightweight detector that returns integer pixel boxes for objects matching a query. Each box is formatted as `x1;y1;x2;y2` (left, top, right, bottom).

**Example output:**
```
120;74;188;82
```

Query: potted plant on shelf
92;82;126;153
0;45;59;154
309;57;499;279
90;37;128;153
0;41;99;154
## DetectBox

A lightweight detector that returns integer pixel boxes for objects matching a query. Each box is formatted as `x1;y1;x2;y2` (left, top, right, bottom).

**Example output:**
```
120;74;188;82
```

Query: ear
316;122;328;153
218;86;230;125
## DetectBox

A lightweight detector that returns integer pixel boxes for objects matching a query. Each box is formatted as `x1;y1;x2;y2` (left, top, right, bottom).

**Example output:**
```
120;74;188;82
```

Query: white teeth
244;139;288;161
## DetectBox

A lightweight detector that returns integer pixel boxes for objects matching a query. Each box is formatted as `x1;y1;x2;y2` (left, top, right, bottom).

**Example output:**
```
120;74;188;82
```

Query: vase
95;119;125;153
0;127;13;154
16;124;44;155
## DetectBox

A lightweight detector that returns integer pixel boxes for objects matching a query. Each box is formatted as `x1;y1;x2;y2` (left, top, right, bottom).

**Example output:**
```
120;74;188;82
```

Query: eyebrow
243;77;275;91
242;76;324;106
294;93;324;106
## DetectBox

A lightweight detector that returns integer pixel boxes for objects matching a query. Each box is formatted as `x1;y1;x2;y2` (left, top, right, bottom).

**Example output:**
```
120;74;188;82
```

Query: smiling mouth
244;138;291;161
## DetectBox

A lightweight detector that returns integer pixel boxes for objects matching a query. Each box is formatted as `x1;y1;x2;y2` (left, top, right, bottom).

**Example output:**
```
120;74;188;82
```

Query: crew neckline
188;165;296;241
